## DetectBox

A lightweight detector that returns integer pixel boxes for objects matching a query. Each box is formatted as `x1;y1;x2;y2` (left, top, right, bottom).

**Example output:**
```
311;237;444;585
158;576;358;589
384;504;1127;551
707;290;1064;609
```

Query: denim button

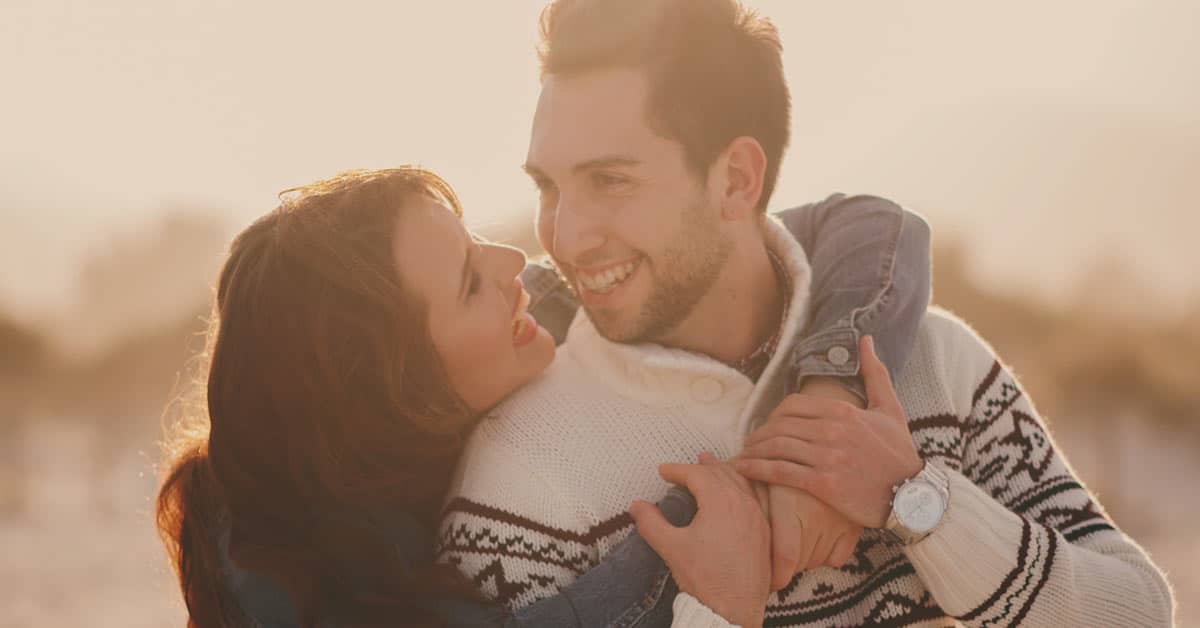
827;345;851;366
690;377;724;403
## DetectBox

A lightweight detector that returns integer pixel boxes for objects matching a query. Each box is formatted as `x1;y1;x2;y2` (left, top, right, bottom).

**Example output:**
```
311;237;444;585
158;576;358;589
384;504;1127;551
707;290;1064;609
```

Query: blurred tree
0;311;46;375
64;210;229;359
0;311;46;515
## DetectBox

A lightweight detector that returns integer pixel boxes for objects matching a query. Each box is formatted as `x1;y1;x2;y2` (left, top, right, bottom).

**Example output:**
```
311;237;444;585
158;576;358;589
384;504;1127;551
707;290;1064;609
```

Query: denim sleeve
775;194;932;400
521;258;579;346
432;488;697;628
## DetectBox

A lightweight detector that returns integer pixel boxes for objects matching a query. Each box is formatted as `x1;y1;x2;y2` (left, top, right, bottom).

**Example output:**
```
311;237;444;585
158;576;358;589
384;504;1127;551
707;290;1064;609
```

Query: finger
661;462;750;513
806;528;835;570
827;530;861;568
861;336;901;415
744;415;839;448
753;481;771;519
658;463;717;497
769;503;804;591
768;393;860;425
629;500;680;560
698;451;720;466
740;436;831;469
734;459;822;496
712;459;757;496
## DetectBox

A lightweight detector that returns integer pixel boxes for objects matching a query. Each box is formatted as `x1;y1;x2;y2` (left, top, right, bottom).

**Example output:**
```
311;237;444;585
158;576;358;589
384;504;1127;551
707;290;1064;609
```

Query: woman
157;167;930;627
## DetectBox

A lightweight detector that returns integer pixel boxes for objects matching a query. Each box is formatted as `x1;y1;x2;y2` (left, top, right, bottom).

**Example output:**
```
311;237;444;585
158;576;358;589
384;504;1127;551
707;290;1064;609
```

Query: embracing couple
156;0;1173;626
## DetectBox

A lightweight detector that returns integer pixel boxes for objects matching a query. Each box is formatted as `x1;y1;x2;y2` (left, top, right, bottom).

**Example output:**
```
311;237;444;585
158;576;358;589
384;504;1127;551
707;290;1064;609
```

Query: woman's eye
467;271;482;296
533;178;556;194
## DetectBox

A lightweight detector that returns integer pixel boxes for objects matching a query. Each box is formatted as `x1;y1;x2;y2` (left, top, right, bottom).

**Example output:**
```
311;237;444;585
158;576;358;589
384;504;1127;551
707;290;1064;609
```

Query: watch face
896;480;945;533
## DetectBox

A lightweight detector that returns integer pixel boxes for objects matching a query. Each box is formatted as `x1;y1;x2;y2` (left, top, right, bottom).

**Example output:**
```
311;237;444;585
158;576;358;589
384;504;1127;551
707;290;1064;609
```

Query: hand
764;485;863;589
631;453;771;628
756;376;865;589
735;336;924;529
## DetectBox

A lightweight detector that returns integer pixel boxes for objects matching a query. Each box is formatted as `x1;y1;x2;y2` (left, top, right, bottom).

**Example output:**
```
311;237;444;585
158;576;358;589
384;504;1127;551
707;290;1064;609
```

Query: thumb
630;500;680;561
861;336;901;414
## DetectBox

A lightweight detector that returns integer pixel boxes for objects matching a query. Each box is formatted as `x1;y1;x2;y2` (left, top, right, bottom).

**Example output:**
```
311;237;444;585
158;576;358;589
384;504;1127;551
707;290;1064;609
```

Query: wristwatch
884;460;950;546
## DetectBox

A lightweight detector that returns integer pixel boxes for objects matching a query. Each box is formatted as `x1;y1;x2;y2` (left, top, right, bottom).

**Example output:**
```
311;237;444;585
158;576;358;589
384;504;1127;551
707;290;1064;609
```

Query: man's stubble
587;197;732;345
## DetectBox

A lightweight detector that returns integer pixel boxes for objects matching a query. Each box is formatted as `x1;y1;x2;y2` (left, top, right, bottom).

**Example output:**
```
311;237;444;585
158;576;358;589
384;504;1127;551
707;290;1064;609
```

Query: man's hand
631;453;772;628
736;336;924;529
756;377;864;590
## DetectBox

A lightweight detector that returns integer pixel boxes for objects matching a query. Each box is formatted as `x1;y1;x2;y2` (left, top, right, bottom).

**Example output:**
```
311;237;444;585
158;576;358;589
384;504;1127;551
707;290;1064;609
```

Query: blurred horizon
3;0;1199;331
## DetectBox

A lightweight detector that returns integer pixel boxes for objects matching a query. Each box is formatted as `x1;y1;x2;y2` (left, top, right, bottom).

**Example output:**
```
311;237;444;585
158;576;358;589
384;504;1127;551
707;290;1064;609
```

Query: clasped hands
630;337;924;627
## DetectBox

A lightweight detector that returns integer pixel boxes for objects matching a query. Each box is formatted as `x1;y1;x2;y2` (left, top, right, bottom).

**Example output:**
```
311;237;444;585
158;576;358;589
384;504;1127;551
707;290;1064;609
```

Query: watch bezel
884;460;950;545
893;478;946;533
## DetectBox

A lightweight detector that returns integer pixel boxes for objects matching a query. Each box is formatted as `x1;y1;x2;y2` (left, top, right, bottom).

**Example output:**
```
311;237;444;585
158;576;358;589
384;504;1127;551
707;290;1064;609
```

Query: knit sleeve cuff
671;593;741;628
902;464;1028;617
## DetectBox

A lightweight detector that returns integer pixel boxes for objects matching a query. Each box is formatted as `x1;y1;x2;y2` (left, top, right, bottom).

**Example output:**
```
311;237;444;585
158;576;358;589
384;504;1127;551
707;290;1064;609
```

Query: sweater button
691;377;724;403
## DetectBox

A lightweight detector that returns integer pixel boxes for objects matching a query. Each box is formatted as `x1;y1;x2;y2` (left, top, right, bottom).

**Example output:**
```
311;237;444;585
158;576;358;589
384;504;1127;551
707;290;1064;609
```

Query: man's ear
718;136;767;220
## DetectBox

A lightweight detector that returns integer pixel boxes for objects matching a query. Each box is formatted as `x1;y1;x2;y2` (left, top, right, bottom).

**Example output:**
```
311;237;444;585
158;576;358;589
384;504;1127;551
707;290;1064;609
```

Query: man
439;0;1174;626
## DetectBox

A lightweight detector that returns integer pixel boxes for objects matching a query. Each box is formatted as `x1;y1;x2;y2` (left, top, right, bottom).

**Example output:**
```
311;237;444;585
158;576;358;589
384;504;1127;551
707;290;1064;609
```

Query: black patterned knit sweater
439;303;1174;627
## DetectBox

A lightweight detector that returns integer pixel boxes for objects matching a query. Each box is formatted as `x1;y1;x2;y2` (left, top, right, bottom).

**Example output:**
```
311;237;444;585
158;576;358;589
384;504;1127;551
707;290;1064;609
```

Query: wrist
797;376;865;409
701;596;761;628
884;459;950;545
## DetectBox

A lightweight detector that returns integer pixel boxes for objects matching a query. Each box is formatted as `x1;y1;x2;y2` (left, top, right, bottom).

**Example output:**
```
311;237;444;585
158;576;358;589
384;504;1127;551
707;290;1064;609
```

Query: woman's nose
485;243;528;282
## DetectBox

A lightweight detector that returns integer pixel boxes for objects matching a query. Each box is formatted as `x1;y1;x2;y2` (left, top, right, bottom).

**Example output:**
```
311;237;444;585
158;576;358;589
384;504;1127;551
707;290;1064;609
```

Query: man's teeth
512;316;528;339
579;260;638;294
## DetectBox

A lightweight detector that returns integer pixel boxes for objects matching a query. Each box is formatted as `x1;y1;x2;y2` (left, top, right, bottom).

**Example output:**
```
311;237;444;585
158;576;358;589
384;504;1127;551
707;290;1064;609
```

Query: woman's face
393;197;556;414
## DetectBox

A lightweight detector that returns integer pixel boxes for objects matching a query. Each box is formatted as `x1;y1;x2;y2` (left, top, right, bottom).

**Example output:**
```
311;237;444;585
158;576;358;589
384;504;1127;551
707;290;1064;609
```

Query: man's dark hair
538;0;791;211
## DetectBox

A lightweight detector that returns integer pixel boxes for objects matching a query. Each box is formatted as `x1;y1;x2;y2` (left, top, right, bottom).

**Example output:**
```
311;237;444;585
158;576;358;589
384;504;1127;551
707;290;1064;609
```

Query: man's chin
583;306;644;344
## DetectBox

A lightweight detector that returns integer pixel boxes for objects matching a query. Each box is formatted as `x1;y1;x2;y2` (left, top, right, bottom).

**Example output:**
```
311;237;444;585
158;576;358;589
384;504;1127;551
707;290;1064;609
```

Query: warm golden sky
2;0;1198;318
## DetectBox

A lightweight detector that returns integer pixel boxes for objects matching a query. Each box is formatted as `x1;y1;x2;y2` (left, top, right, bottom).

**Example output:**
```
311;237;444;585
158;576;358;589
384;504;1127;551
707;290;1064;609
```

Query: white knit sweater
438;219;1174;627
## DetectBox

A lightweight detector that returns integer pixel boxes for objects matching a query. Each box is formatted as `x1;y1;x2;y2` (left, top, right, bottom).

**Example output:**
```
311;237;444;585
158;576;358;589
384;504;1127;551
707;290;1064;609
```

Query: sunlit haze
3;0;1197;319
3;3;1199;626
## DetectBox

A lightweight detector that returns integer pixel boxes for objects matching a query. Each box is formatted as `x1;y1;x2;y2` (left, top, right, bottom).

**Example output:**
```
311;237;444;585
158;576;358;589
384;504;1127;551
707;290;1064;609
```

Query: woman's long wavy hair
156;168;480;627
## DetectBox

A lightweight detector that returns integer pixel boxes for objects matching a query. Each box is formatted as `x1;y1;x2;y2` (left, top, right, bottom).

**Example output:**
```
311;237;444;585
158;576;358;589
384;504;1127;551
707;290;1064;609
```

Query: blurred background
1;0;1197;626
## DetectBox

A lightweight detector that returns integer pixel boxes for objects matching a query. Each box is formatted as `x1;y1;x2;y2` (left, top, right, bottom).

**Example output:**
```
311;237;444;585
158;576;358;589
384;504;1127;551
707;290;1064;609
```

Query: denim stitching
607;567;672;628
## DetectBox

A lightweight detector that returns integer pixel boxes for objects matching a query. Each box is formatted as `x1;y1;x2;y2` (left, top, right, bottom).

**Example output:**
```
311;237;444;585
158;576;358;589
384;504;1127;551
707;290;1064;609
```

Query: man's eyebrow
521;156;641;179
572;156;640;173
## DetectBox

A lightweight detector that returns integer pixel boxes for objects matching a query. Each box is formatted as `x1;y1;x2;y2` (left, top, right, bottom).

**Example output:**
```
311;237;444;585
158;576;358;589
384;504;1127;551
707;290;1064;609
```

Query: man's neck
655;231;786;367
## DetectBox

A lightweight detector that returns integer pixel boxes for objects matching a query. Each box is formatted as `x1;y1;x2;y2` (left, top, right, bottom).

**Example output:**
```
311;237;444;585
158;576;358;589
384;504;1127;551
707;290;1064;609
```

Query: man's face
525;67;731;343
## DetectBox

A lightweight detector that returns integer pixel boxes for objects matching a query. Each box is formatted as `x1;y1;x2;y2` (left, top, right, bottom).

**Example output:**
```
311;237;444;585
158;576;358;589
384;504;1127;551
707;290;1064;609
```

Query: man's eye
593;172;630;189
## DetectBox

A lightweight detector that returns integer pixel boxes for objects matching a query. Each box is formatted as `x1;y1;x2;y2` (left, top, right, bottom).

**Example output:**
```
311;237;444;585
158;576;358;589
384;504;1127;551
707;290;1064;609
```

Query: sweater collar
563;217;812;417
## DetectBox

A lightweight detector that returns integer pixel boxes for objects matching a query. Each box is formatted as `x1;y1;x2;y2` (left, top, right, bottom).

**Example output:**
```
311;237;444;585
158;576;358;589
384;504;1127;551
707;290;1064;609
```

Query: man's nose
548;197;605;263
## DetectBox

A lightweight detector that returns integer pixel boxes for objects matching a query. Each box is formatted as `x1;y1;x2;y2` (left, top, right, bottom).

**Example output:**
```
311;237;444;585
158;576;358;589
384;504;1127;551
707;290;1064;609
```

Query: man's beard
586;198;731;344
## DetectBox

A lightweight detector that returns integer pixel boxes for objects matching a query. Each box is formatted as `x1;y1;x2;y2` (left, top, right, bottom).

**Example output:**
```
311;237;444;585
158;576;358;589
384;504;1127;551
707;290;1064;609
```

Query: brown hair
156;168;476;627
538;0;791;211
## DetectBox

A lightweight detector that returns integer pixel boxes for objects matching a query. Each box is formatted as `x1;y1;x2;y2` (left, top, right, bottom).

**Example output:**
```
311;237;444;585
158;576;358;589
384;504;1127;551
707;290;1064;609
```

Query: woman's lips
512;311;538;347
510;281;538;347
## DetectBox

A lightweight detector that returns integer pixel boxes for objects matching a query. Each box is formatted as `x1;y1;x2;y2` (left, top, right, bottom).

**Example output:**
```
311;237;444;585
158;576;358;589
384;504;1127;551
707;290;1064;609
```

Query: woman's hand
757;377;865;590
736;337;923;529
630;453;771;628
764;485;862;588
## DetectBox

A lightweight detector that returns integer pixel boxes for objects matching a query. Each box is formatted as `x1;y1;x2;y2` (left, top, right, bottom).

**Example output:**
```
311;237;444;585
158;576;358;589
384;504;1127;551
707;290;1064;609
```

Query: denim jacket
224;194;931;628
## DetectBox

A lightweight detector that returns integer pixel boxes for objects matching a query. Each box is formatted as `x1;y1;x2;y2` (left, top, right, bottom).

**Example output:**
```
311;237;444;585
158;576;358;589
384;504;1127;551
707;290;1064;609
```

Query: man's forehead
528;68;655;170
